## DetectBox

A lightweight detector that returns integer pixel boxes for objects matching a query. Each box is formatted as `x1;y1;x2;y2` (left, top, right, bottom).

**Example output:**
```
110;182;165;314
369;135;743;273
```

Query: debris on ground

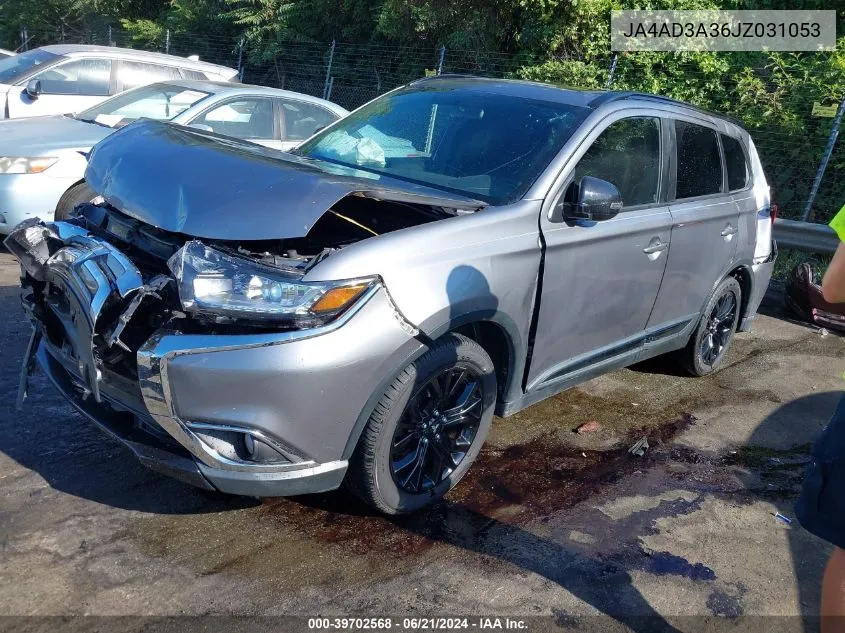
628;437;650;457
772;512;793;525
786;261;845;333
575;421;601;434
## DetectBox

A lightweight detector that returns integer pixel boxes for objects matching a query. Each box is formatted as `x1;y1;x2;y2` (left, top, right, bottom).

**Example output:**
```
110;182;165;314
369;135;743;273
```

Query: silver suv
6;76;776;514
0;45;238;119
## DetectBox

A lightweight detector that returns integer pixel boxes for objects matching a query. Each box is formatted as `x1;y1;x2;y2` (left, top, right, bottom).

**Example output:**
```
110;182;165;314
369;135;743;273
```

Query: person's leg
797;394;845;630
822;547;845;633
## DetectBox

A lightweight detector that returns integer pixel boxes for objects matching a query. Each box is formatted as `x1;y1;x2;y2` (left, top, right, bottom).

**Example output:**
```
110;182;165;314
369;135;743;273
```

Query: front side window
721;134;750;191
675;121;723;199
75;83;211;128
297;86;590;204
280;100;338;141
571;117;661;208
0;49;58;84
32;58;112;96
118;60;181;91
191;98;275;139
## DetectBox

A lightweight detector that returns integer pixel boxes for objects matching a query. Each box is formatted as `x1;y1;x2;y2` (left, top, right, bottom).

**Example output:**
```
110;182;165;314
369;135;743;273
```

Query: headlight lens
0;157;58;174
168;241;375;327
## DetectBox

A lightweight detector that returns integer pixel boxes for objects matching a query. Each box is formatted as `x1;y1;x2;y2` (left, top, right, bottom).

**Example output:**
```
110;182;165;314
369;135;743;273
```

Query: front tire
347;333;496;515
55;182;96;221
682;276;742;376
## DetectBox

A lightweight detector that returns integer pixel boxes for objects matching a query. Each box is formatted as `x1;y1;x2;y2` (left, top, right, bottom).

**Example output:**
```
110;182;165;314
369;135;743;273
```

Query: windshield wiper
75;116;114;129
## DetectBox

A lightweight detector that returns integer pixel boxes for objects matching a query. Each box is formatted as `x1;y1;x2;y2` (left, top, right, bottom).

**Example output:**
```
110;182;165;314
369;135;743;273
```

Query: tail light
770;203;779;225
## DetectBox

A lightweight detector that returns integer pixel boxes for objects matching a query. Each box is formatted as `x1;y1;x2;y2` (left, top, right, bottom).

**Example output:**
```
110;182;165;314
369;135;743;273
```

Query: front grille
11;219;177;403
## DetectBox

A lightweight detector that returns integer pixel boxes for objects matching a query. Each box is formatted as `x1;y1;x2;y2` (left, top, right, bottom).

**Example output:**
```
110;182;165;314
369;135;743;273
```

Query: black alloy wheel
389;366;483;494
699;292;737;367
347;333;496;514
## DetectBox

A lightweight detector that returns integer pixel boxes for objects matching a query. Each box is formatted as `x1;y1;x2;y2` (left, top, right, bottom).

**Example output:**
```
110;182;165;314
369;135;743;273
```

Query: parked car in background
0;45;238;119
5;76;776;514
0;79;347;233
0;49;15;59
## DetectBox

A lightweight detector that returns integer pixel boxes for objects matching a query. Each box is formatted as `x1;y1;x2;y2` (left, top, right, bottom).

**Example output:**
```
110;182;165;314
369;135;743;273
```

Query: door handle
720;225;738;237
643;241;669;255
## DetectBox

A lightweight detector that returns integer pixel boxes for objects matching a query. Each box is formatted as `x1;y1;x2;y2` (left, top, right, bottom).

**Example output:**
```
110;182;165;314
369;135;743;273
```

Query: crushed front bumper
6;219;422;497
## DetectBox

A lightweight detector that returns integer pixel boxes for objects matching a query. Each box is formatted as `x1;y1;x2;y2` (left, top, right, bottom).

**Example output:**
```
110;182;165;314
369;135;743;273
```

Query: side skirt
497;317;695;418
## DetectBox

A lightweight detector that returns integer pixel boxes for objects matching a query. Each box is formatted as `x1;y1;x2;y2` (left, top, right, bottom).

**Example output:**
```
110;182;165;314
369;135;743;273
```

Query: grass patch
772;248;831;282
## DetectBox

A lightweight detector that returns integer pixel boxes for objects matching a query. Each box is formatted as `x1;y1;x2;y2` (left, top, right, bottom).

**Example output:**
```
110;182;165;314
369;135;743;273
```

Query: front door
647;119;740;329
8;58;112;118
527;115;672;389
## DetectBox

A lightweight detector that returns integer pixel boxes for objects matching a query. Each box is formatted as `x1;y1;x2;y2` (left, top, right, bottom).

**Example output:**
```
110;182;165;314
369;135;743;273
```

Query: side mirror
564;176;622;222
25;79;41;100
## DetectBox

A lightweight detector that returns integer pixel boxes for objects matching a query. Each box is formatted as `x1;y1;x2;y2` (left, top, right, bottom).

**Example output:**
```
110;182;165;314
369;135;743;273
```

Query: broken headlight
168;241;374;327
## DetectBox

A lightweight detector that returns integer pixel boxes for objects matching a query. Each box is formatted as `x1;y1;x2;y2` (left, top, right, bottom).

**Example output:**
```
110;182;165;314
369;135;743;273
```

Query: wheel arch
728;264;753;327
341;312;524;461
55;179;91;212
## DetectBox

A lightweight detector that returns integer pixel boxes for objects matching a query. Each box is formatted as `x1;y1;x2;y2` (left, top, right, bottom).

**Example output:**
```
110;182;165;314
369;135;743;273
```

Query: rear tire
55;183;96;221
682;276;742;376
347;333;496;515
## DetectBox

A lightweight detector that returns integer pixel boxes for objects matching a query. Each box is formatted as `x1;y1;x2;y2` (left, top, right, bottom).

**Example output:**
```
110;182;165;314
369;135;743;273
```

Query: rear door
526;114;673;389
647;118;740;329
8;57;112;117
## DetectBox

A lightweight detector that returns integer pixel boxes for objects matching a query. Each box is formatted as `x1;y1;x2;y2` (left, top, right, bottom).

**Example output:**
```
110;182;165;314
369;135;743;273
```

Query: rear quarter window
721;134;750;191
675;120;723;200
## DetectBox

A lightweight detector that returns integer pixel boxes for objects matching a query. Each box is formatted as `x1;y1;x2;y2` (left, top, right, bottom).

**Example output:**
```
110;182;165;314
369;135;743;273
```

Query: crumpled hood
85;119;485;241
0;114;111;152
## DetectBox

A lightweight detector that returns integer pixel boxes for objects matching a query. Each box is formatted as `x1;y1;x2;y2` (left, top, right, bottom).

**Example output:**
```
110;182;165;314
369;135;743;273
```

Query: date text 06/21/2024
307;617;529;630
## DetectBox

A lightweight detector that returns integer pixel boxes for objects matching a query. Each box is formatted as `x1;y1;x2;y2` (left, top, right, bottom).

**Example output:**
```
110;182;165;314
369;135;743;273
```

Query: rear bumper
739;240;778;332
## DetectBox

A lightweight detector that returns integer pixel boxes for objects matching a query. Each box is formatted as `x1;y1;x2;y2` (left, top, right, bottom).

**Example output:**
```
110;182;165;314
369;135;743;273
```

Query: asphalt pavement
0;248;842;632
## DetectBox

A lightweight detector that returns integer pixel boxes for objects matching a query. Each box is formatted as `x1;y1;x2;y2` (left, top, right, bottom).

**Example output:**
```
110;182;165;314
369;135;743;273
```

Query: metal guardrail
773;218;839;254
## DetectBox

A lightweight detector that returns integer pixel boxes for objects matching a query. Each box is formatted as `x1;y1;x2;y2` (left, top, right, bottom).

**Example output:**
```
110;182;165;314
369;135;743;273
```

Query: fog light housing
188;423;294;465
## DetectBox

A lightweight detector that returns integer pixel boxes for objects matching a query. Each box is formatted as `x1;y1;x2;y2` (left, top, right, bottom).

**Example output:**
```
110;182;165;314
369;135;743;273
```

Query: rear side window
721;134;750;191
191;98;275;139
32;58;112;96
280;100;339;141
181;68;208;81
572;117;662;207
675;121;722;199
118;61;181;91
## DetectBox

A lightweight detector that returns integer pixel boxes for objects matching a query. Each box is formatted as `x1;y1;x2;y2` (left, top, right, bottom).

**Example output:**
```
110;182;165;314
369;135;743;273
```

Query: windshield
297;86;590;204
0;49;58;84
76;83;212;128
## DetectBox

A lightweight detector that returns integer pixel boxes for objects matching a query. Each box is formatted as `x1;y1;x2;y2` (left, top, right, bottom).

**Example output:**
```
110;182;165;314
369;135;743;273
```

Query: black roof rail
589;91;745;128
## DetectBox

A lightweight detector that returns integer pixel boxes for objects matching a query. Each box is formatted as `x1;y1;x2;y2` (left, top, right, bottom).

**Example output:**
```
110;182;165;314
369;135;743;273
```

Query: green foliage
0;0;842;219
119;17;164;48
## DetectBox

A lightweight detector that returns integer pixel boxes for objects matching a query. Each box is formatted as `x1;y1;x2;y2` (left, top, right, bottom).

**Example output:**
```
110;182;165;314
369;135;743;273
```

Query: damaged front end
3;207;414;496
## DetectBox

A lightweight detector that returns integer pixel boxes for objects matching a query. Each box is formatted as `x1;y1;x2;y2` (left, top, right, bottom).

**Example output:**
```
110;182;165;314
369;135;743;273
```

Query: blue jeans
796;393;845;549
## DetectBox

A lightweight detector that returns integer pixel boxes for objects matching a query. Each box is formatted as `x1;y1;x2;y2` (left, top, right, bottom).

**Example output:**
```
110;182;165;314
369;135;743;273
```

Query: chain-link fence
5;24;844;223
